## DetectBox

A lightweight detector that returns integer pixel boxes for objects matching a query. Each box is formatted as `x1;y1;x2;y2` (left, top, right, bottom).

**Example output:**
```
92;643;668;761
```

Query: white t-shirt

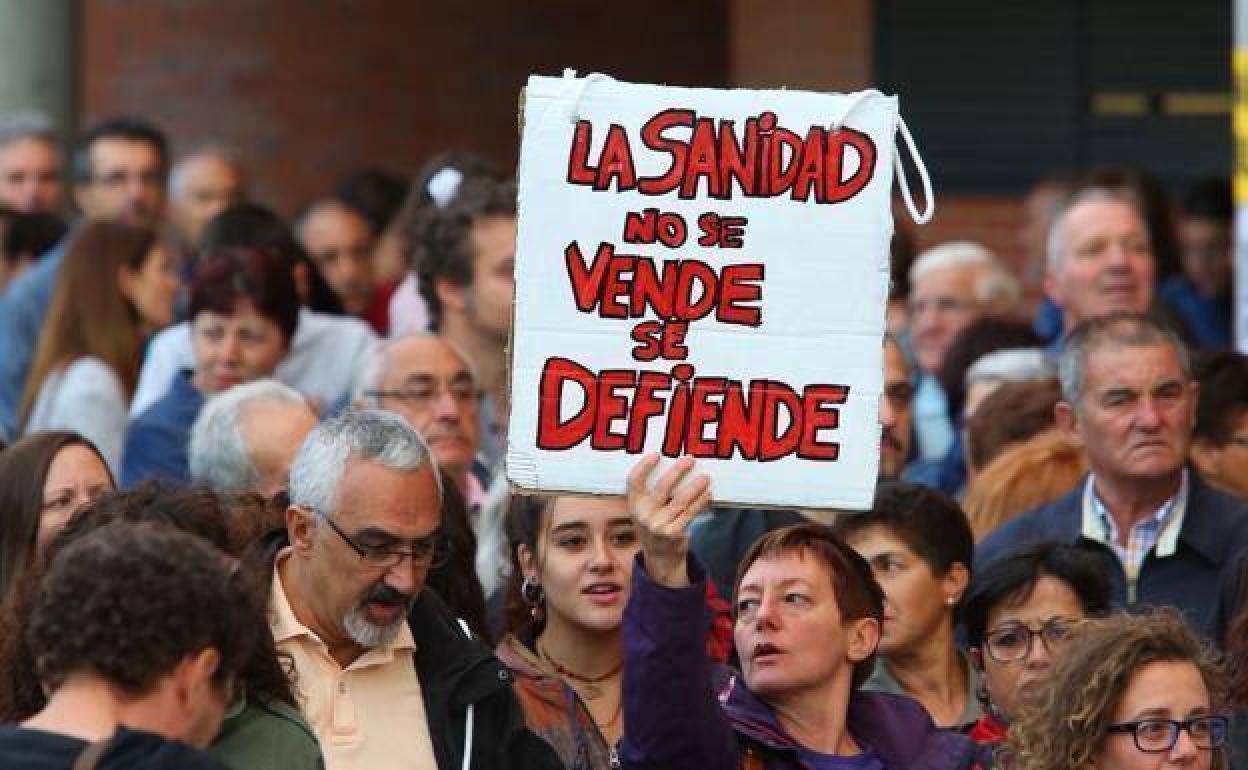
26;356;127;475
386;273;430;338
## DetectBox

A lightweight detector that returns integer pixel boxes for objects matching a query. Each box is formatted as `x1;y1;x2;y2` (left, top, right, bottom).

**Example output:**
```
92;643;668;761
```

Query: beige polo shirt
270;550;439;770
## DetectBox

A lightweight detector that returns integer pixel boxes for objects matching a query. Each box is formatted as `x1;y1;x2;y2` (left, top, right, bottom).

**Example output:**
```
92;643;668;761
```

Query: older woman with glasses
1008;608;1229;770
961;541;1111;743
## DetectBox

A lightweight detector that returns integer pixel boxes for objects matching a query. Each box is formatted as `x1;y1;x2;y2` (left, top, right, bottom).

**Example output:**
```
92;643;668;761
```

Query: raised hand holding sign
625;453;711;589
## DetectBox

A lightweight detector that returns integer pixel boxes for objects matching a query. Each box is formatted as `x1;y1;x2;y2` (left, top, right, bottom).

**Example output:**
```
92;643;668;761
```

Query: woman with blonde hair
962;429;1087;541
20;221;178;473
1008;608;1229;770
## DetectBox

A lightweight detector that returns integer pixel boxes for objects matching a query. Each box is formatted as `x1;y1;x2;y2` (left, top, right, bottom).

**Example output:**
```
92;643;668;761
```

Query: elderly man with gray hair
188;378;317;497
355;333;487;501
907;241;1022;464
0;111;63;214
1043;187;1155;337
261;408;560;770
976;312;1248;636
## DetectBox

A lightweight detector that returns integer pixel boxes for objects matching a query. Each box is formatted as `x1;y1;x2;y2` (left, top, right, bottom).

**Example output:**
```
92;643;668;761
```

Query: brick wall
81;0;729;215
81;0;1032;304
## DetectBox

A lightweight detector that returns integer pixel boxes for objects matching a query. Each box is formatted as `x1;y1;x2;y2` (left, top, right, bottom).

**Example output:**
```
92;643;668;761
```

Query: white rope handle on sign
830;91;934;224
830;88;883;131
894;116;934;225
563;69;614;122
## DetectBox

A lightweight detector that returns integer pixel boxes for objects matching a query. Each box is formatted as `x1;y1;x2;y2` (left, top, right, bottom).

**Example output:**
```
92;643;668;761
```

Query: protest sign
507;71;931;510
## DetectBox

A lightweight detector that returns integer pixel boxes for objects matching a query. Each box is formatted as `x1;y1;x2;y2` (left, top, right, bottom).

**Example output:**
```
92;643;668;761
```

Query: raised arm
619;454;740;770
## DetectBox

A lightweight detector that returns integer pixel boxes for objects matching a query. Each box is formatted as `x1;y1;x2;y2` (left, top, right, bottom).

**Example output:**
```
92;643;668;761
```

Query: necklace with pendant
538;642;623;700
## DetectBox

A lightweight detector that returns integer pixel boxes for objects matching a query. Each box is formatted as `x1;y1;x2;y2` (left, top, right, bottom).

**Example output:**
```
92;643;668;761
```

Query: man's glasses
314;510;450;569
982;617;1080;663
1106;716;1229;753
364;381;479;410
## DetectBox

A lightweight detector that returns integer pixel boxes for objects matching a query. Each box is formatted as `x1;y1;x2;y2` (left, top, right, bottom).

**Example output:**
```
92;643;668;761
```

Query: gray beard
342;604;405;648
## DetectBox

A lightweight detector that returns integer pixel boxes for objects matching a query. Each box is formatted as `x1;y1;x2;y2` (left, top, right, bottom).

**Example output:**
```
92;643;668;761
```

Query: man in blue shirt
0;116;168;437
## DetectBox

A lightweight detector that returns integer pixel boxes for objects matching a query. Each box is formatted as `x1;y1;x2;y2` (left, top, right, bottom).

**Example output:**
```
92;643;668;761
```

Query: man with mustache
880;335;914;481
266;409;561;770
977;313;1248;636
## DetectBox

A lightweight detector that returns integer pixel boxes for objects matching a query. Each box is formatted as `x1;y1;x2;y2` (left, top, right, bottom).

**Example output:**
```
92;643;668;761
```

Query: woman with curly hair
1007;608;1229;770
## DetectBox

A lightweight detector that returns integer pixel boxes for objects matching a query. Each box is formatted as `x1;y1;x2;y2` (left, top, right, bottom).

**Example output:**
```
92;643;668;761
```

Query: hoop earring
521;575;545;622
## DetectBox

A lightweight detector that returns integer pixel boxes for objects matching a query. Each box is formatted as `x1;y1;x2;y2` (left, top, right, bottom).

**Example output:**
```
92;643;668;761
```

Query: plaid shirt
1081;470;1189;603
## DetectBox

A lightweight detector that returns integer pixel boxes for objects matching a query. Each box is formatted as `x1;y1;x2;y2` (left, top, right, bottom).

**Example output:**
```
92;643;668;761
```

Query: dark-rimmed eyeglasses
983;617;1080;663
313;510;450;569
1106;716;1229;753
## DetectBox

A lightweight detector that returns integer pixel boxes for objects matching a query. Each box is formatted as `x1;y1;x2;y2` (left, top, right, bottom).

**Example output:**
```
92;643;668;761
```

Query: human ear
1055;401;1084;448
291;262;311;304
73;182;96;217
287;505;317;552
116;263;139;302
1188;440;1222;484
941;562;970;607
969;646;984;672
436;278;468;313
1043;270;1063;307
846;616;881;664
172;647;221;711
517;542;537;581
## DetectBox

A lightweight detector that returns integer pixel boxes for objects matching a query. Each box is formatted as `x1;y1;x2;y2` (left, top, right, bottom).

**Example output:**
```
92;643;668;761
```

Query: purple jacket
620;554;990;770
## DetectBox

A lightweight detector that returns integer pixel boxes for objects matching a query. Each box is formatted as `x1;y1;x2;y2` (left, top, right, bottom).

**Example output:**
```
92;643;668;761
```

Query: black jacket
256;530;564;770
0;725;227;770
977;471;1248;637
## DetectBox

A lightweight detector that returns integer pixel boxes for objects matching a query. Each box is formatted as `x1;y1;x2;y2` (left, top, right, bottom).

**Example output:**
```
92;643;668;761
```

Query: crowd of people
0;104;1244;770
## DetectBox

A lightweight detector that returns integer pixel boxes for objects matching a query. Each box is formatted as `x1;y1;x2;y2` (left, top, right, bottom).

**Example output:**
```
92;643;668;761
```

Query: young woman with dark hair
0;431;114;600
497;478;733;770
496;492;639;769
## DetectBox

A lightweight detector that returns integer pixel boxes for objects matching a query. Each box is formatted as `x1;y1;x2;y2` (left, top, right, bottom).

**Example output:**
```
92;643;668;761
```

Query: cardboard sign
507;72;908;510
